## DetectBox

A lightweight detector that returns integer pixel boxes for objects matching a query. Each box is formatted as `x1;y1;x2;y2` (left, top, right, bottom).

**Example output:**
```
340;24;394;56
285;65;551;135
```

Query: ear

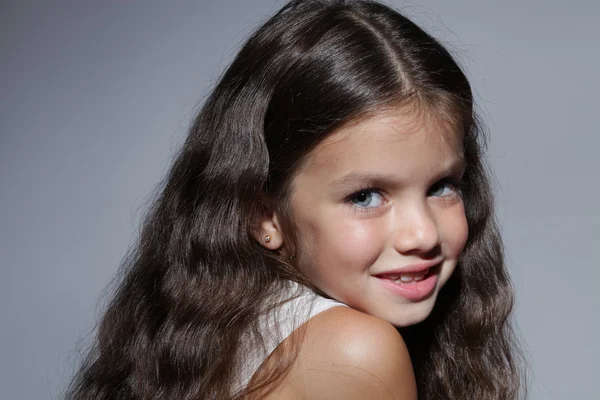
252;210;284;250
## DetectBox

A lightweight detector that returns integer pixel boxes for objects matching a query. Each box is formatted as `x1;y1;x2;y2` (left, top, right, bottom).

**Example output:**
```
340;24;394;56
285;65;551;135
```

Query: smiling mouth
376;263;441;284
374;263;442;301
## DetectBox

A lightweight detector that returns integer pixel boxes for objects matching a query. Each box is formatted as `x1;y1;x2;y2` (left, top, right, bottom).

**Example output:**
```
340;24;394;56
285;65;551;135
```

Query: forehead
301;107;464;174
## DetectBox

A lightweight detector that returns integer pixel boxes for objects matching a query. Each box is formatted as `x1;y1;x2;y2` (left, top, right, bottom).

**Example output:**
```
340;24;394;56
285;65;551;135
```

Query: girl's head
67;1;524;399
228;0;477;327
264;107;468;327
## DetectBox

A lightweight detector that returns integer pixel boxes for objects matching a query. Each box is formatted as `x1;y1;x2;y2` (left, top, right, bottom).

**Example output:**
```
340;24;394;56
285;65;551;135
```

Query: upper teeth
388;269;429;283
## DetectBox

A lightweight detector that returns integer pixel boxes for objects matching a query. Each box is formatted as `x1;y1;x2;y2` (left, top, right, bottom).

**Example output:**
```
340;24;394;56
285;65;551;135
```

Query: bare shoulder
262;306;417;400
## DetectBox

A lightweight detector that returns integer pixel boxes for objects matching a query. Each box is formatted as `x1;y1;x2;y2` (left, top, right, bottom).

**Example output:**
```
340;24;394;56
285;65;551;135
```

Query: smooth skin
255;106;468;398
250;306;416;400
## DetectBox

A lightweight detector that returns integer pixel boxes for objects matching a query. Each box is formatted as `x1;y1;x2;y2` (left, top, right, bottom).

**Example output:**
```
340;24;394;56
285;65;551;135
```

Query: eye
428;179;461;197
348;189;385;209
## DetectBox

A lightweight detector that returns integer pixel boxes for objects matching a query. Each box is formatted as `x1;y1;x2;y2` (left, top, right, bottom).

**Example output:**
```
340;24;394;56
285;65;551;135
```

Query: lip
374;259;443;278
375;271;439;301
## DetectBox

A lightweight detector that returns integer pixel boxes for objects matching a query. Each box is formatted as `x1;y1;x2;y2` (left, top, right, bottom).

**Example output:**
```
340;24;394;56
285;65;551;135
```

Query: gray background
1;0;598;399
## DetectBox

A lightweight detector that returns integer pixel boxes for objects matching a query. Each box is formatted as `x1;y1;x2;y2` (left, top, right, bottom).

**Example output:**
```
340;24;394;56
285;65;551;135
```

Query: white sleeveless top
232;280;347;395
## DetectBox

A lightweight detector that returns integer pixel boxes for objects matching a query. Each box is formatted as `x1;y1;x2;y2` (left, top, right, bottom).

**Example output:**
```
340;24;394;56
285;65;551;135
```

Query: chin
384;299;437;328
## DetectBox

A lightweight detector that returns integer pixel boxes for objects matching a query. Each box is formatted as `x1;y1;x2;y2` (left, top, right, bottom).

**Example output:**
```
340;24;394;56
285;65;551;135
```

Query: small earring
264;235;271;243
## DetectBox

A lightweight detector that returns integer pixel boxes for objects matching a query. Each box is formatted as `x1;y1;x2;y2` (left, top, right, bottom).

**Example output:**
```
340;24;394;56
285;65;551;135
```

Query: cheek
439;204;469;257
298;212;384;273
331;218;383;261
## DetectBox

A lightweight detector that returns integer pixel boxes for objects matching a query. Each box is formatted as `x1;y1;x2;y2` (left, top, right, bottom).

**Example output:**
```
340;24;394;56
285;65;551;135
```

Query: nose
391;201;442;255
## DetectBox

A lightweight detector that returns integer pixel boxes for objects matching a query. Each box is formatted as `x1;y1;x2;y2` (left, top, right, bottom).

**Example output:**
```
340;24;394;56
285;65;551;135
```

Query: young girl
65;0;525;399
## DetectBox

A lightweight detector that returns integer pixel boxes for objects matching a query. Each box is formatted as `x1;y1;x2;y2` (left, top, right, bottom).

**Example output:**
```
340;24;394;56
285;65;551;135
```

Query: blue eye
349;189;385;208
429;180;461;197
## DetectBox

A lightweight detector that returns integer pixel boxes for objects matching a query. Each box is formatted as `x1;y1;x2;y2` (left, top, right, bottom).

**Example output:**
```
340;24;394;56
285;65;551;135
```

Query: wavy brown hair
64;1;526;399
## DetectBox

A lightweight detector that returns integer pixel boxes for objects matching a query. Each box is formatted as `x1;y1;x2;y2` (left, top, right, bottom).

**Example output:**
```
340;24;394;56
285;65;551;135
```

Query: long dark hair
65;1;526;399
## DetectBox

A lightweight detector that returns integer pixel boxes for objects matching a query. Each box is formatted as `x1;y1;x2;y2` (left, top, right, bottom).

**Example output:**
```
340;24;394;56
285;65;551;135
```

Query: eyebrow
329;157;467;190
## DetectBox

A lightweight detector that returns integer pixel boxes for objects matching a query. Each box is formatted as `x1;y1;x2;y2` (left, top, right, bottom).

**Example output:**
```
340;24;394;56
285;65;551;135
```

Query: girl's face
287;106;468;327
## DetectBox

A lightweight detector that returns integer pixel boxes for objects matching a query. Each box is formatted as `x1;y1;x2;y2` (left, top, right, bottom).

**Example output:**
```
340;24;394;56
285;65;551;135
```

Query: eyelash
429;178;465;198
345;187;386;212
